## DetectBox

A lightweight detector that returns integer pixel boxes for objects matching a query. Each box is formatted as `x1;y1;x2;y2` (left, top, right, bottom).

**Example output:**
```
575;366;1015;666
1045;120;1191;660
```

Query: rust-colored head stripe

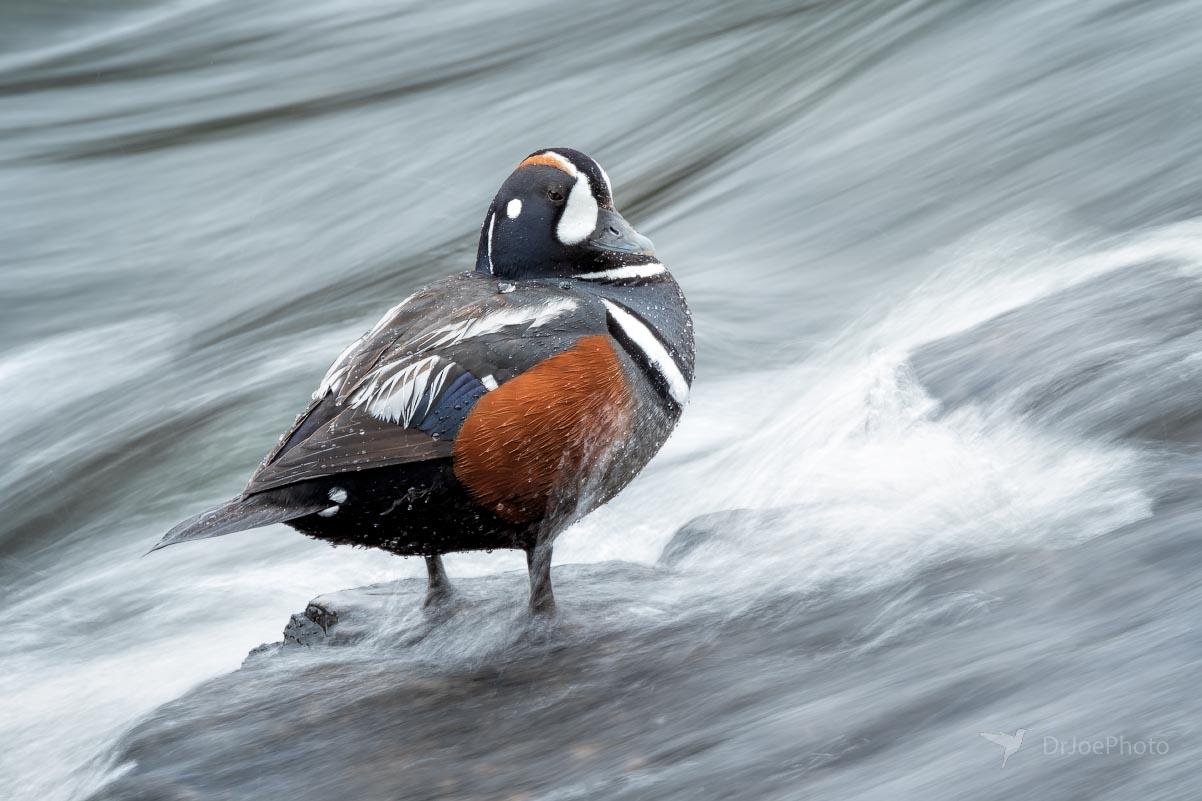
517;151;578;176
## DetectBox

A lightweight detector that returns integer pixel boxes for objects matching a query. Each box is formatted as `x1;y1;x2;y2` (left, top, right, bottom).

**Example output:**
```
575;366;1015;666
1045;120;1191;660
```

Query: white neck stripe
576;262;665;282
602;299;689;406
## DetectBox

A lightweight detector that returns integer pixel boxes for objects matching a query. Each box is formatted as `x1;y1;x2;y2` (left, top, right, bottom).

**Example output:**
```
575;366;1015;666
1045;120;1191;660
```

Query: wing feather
246;404;453;494
244;274;606;496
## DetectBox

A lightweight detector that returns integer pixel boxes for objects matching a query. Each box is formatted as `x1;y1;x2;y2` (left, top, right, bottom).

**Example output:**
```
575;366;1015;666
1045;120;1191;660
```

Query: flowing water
3;0;1202;798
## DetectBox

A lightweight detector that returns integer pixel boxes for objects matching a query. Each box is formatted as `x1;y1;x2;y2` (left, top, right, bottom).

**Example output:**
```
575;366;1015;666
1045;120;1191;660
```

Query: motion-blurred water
4;0;1202;798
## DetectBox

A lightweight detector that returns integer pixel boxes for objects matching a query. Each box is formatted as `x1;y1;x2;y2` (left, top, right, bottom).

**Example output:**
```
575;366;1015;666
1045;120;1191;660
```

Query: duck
153;148;694;615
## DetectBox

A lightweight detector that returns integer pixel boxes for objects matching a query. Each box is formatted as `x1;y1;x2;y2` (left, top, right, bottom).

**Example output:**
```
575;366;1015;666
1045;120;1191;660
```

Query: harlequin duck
154;148;694;615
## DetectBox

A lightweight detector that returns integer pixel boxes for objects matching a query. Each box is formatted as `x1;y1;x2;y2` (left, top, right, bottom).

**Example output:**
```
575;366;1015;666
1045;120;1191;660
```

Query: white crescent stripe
576;262;665;282
602;299;689;406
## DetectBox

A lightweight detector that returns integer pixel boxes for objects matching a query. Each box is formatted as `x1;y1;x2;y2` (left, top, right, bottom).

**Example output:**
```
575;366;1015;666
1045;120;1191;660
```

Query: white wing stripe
353;355;444;425
313;292;420;399
602;299;689;406
423;362;456;417
313;339;360;399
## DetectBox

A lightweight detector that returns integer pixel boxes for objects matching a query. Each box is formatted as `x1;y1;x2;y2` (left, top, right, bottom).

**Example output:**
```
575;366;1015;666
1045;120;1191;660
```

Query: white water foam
9;217;1202;799
561;217;1202;595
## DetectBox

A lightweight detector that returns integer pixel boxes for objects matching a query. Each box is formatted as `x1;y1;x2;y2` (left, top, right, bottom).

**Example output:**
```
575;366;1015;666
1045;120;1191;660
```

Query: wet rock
282;606;331;647
87;508;1202;801
911;263;1202;444
658;507;799;568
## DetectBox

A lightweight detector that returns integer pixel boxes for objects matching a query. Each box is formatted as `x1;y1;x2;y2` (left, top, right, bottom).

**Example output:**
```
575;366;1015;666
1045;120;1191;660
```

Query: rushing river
4;1;1202;798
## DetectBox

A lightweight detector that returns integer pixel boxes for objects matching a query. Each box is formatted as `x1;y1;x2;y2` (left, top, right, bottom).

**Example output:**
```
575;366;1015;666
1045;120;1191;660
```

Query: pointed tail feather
150;495;326;553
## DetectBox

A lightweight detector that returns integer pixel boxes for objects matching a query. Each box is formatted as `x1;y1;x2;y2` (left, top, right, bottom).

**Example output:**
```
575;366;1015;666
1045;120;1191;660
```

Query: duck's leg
422;554;454;608
525;541;556;616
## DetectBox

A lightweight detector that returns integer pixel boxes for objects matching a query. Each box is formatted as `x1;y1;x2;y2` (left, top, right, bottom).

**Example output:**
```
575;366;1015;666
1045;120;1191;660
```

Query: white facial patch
557;173;598;245
506;198;522;219
602;299;689;406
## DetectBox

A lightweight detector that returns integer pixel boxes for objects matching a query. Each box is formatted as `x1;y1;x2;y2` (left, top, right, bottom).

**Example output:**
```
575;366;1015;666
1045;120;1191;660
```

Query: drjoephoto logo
1043;734;1170;758
978;728;1171;767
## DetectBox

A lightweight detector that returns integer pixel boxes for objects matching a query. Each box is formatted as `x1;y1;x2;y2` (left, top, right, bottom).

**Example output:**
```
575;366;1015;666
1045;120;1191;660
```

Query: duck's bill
584;208;656;256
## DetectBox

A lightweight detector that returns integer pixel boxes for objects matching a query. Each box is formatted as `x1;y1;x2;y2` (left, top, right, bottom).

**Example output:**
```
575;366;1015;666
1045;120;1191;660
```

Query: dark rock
281;600;342;646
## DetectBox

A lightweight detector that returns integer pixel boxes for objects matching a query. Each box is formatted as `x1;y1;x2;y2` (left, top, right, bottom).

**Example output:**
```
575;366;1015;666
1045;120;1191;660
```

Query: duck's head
475;148;656;279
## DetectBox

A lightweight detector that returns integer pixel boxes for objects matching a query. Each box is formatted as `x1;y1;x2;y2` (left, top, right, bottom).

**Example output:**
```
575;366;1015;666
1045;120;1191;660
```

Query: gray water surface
3;1;1202;799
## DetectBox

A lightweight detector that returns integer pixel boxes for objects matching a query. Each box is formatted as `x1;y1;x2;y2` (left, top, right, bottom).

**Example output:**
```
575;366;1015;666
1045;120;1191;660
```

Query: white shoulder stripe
601;299;689;406
576;262;666;282
406;298;577;352
317;296;579;414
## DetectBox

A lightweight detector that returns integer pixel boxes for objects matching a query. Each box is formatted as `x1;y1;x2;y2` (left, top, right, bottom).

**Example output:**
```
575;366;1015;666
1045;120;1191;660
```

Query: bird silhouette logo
979;728;1027;767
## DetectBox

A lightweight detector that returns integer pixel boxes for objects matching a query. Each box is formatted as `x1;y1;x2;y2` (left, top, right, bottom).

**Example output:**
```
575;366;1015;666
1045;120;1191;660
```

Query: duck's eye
547;189;565;204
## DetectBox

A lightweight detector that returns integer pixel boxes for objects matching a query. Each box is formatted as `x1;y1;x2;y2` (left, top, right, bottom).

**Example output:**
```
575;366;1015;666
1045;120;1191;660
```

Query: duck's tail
149;494;325;553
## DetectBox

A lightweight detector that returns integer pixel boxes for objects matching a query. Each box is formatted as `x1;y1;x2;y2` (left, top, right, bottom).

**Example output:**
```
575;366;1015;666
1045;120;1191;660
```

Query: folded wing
245;274;603;496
